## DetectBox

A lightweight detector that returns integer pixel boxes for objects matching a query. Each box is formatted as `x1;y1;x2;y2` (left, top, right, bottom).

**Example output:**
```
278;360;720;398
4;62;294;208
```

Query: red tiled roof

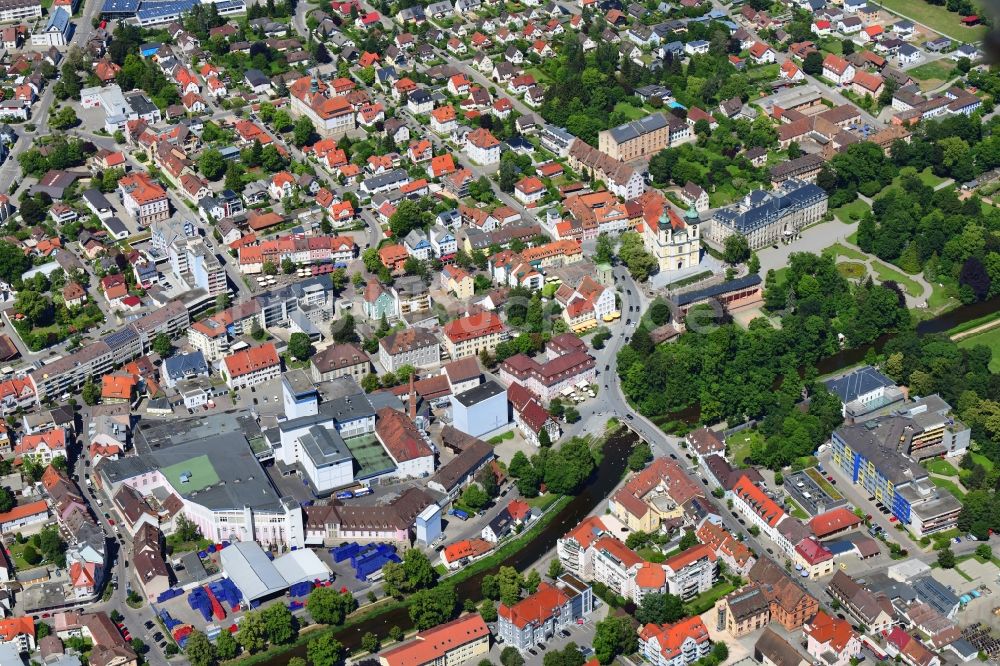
733;475;785;527
222;343;279;378
375;407;433;462
806;611;858;652
664;543;716;572
639;617;710;660
380;615;489;666
0;500;48;525
498;582;569;629
635;562;666;589
561;515;607;549
810;507;861;537
593;536;642;569
442;538;492;563
444;312;504;343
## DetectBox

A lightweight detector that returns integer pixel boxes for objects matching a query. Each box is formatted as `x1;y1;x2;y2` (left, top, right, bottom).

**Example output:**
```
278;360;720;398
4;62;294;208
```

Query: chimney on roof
409;373;416;420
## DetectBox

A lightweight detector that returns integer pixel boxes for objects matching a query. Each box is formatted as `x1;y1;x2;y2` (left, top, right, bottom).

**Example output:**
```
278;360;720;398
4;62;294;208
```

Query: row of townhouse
237;234;357;274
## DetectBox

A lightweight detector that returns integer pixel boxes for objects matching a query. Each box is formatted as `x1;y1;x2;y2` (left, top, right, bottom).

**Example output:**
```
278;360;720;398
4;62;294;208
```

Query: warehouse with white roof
219;542;331;604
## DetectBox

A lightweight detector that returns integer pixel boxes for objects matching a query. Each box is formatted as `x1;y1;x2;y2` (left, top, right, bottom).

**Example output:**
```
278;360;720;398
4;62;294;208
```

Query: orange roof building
441;538;493;568
221;343;280;389
497;575;592;648
0;616;35;651
810;508;862;538
101;373;137;403
378;243;409;271
442;311;506;359
14;430;66;464
380;614;489;666
805;611;862;664
0;500;48;532
733;474;786;532
639;616;711;664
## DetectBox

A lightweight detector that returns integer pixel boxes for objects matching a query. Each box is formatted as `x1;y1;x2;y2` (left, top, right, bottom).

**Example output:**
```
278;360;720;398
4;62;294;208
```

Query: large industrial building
219;541;330;605
96;411;306;548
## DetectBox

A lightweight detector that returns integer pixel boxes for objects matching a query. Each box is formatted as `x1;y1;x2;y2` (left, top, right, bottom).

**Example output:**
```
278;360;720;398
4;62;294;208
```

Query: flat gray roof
452;379;505;407
300;425;352;468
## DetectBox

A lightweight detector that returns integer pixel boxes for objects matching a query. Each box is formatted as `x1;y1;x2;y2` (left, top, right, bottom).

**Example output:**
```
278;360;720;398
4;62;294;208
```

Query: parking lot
784;467;848;516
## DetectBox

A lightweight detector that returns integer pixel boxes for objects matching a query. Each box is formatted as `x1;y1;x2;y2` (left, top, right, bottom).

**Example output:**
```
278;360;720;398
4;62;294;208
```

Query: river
254;428;640;664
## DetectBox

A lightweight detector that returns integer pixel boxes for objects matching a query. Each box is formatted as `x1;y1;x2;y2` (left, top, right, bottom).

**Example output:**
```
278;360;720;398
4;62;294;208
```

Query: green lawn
805;467;843;500
684;580;738;615
823;243;868;262
637;547;666;563
709;183;742;208
831;198;870;223
908;60;956;83
524;67;551;85
786;499;809;520
874;0;987;41
526;493;561;510
613;101;647;120
969;452;994;472
769;266;789;287
726;429;761;467
915;167;947;188
930;475;967;500
817;36;843;55
748;63;780;82
890;167;947;189
869;261;923;297
927;280;959;311
6;541;42;570
488;431;515;445
925;458;959;476
837;262;866;280
957;326;1000;372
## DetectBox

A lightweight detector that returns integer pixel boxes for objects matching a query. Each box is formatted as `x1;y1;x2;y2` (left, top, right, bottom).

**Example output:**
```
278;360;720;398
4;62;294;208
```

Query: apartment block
443;311;507;359
496;575;592;653
598;112;691;161
119;172;169;227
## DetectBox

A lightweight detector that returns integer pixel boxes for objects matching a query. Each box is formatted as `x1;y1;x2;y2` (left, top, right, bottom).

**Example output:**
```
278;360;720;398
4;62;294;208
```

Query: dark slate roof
823;365;895;403
674;274;762;307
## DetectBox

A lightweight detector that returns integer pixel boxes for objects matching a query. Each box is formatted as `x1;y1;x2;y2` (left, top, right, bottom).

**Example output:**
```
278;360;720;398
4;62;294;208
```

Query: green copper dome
657;207;671;230
685;205;700;224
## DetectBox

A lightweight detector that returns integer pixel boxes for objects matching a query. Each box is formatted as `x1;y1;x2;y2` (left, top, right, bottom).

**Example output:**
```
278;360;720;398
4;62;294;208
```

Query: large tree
635;593;685;625
184;631;216;666
0;241;31;284
236;610;267;653
408;586;456;630
593;615;638;664
306;633;343;666
260;603;296;645
306;587;355;625
198;148;227;180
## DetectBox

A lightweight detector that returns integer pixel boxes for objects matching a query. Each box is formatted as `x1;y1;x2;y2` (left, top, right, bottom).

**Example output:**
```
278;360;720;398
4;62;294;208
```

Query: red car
108;519;115;526
889;516;898;523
